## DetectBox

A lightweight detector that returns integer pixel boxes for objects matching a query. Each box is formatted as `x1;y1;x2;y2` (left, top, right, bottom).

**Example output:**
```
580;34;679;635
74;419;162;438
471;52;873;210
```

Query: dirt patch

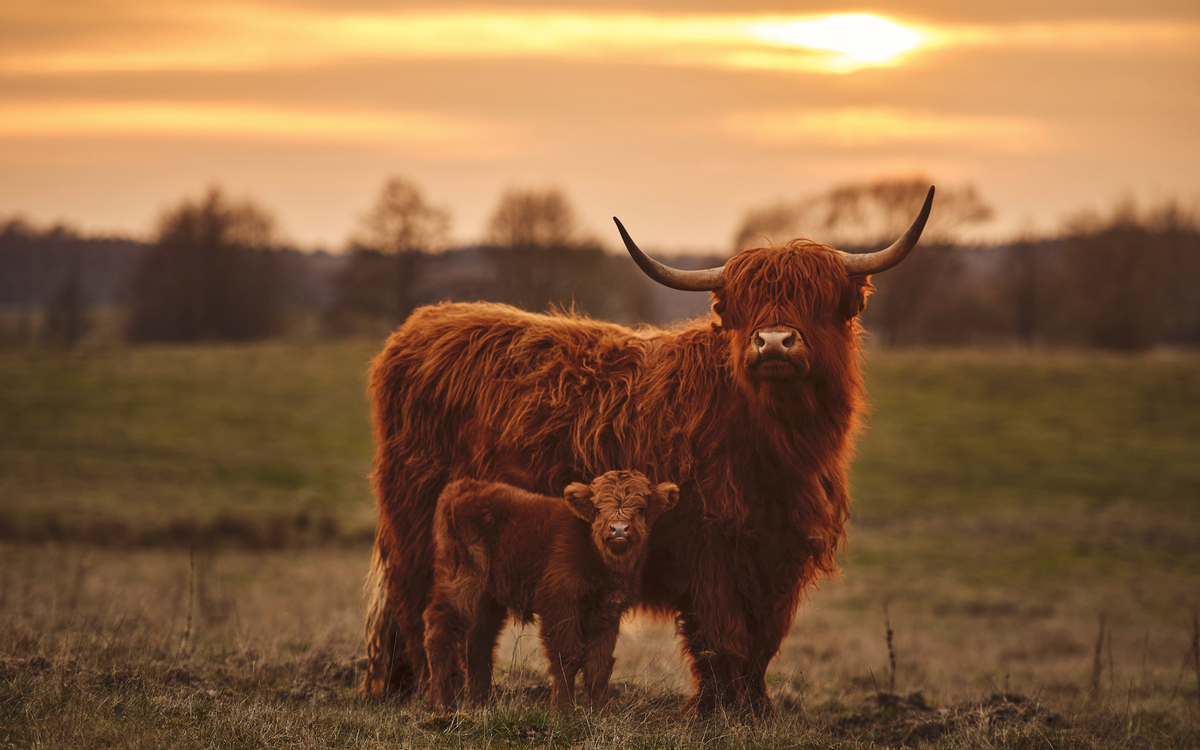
837;692;1068;747
277;679;339;705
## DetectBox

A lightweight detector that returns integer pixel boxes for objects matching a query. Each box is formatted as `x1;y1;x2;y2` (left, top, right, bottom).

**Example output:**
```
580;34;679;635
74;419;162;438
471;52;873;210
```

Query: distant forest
3;177;1198;350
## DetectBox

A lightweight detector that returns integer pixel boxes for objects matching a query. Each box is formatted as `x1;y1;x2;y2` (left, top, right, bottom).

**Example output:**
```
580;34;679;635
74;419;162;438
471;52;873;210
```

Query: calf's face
563;470;679;568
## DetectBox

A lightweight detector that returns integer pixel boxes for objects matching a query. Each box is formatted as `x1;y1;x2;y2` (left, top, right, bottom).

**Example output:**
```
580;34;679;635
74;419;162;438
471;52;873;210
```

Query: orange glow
0;101;508;155
4;5;1193;81
725;107;1050;150
921;19;1200;51
0;7;933;75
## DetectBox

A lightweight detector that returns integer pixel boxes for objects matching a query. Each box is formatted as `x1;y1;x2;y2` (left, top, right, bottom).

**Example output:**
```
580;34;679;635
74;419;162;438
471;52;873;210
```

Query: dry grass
3;344;1200;747
2;531;1197;748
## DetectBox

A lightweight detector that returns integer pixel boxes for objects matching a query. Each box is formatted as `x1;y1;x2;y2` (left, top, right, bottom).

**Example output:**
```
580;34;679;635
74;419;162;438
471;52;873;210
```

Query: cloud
0;100;514;157
724;107;1051;150
925;19;1200;52
3;4;1195;80
0;7;931;76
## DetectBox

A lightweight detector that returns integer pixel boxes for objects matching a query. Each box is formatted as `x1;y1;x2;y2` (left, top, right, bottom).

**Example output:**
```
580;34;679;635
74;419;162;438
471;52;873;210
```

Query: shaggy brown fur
363;241;874;716
423;471;678;710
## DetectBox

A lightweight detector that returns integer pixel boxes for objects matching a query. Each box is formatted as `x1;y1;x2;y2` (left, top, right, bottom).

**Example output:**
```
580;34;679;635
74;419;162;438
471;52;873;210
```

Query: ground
1;342;1198;748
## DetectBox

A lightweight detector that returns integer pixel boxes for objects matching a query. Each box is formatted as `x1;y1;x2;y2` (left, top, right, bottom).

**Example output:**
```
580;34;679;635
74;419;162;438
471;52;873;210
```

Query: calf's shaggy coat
423;471;678;709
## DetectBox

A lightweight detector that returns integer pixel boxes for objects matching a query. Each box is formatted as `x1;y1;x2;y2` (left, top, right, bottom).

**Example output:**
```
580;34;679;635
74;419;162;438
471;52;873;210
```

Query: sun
753;13;925;67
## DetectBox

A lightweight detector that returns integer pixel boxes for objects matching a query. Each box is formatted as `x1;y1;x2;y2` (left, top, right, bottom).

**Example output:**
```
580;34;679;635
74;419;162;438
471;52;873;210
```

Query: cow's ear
839;275;872;320
651;482;680;520
563;483;595;522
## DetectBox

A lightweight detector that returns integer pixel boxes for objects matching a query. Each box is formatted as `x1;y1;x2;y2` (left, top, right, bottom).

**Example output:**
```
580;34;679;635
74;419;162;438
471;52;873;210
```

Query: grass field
0;340;381;544
2;341;1199;748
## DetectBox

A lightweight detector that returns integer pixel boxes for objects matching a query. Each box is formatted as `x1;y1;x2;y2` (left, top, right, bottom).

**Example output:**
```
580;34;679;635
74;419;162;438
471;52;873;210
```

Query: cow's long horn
614;217;725;291
839;186;936;276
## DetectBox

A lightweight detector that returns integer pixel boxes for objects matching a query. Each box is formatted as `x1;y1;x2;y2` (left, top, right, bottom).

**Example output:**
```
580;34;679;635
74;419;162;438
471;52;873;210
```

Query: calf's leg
464;598;507;705
540;612;585;710
422;589;467;709
581;626;619;709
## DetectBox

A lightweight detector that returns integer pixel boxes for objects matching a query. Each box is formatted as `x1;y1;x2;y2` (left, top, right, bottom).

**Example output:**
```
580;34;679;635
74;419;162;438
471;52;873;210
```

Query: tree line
321;179;654;339
731;178;1200;350
2;177;1197;351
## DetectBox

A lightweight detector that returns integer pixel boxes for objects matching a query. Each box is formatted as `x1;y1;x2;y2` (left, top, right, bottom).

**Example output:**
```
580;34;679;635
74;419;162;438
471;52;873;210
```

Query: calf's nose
609;522;629;538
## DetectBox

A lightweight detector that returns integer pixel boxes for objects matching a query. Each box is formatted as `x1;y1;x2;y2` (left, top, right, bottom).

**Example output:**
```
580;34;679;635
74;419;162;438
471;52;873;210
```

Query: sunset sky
1;0;1197;251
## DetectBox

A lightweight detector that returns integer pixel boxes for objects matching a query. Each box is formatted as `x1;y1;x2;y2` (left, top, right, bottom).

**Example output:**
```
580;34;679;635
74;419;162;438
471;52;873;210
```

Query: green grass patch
855;350;1200;516
4;343;1198;539
0;341;380;541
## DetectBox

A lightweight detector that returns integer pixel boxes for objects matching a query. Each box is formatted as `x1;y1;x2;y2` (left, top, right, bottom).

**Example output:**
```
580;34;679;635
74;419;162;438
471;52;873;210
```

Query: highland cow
363;188;935;716
423;471;679;710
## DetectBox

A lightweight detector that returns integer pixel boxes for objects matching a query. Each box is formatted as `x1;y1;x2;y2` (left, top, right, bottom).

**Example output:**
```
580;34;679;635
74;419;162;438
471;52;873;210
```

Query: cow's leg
676;609;746;717
362;459;446;700
665;535;757;718
464;598;506;705
741;663;772;717
362;528;425;699
681;612;782;718
741;623;785;718
548;658;581;711
739;553;811;717
363;611;413;698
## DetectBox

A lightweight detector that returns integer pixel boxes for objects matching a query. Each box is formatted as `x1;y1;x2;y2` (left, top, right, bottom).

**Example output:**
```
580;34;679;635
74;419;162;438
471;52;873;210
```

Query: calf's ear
652;483;680;519
563;482;595;522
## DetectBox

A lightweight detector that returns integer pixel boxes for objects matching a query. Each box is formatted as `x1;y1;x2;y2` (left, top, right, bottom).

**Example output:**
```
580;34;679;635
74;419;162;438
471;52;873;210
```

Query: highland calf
422;471;679;710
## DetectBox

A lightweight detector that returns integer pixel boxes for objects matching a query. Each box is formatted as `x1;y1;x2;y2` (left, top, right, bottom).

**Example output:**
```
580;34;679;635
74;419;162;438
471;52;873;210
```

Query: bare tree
1003;234;1043;348
126;187;282;342
485;187;655;322
486;188;578;249
1047;200;1199;350
355;176;451;322
733;176;992;251
485;187;586;313
322;248;397;338
43;267;90;348
359;177;451;255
